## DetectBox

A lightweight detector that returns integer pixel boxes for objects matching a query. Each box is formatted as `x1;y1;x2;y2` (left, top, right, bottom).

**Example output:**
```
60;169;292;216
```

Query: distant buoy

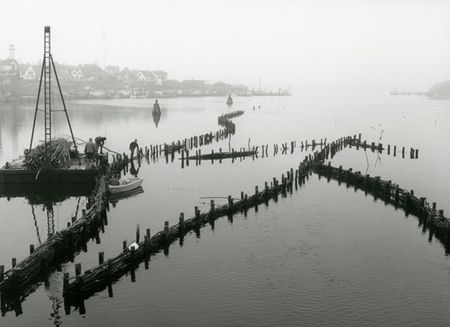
226;95;233;106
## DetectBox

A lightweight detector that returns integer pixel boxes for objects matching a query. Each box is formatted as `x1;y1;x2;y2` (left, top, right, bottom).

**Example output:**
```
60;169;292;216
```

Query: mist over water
1;0;450;91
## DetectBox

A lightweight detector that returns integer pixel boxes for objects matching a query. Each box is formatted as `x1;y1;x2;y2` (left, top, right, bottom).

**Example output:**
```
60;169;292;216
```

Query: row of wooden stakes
60;135;357;309
0;177;109;315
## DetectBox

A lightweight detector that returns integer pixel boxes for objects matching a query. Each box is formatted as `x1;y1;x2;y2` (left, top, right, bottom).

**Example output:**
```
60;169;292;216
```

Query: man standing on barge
85;138;96;161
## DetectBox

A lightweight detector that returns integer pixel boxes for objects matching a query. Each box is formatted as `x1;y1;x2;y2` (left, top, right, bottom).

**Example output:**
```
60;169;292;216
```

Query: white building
22;65;36;80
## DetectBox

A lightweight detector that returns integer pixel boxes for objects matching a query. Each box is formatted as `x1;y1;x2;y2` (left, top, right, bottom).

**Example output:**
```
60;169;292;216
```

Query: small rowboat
109;177;143;194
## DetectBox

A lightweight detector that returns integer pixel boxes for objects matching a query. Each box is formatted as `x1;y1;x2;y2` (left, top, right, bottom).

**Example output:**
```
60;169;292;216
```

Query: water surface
0;93;449;326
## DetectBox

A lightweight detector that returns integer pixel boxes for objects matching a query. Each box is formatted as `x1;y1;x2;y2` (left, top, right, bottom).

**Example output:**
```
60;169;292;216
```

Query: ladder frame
29;26;78;158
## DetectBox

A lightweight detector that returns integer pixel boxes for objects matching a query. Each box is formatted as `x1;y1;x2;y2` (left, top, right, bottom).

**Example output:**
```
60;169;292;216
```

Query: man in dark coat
129;139;139;159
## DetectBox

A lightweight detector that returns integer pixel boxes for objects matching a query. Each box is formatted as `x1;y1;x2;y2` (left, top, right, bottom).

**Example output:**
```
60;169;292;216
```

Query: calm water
0;92;450;326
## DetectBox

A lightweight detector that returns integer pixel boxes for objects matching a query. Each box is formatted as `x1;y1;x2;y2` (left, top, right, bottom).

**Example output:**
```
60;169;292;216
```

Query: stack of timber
24;138;72;169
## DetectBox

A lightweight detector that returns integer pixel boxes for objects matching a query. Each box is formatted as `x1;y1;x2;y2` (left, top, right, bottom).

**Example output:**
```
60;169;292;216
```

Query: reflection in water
46;271;63;327
130;159;140;177
152;109;161;127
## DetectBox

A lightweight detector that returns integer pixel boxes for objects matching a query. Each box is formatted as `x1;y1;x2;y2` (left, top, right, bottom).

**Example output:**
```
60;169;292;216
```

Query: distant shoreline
0;93;291;104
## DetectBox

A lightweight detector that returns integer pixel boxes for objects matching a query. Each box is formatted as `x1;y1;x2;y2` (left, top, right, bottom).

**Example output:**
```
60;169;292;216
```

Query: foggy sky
1;0;449;91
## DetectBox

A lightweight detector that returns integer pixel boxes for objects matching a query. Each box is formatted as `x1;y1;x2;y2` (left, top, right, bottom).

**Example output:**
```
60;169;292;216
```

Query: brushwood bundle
25;138;72;168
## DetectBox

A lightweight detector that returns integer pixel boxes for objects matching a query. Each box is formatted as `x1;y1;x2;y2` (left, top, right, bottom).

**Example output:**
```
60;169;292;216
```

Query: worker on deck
85;138;96;161
129;139;139;159
95;136;107;154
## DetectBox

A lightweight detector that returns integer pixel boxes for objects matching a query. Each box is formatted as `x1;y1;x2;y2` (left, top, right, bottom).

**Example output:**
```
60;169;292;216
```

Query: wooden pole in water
195;206;199;218
99;252;104;265
123;240;127;251
12;258;16;268
136;224;140;243
75;263;82;276
0;265;4;282
228;195;233;206
179;213;185;226
164;221;169;239
29;244;35;254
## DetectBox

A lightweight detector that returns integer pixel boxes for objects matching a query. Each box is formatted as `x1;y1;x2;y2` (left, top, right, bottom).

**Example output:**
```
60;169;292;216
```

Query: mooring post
419;197;426;215
228;195;233;207
415;149;419;159
123;240;127;251
439;210;444;219
241;191;244;200
0;265;4;282
99;252;104;265
210;200;215;212
179;213;185;228
195;206;199;218
136;224;140;244
146;228;151;238
12;258;16;268
164;221;169;239
75;263;82;276
255;186;259;196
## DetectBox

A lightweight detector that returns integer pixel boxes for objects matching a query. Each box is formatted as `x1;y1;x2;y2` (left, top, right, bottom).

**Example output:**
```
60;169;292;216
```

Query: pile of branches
24;138;72;169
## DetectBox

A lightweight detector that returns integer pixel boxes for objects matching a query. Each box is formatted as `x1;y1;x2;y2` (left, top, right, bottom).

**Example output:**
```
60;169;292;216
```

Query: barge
0;26;101;189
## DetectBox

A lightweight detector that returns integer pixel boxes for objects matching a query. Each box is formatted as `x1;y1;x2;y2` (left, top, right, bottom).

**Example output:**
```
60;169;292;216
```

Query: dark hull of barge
0;182;95;200
0;168;100;185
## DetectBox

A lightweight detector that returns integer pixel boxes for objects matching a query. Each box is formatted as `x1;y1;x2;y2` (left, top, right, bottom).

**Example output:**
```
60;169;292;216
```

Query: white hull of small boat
109;177;143;194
